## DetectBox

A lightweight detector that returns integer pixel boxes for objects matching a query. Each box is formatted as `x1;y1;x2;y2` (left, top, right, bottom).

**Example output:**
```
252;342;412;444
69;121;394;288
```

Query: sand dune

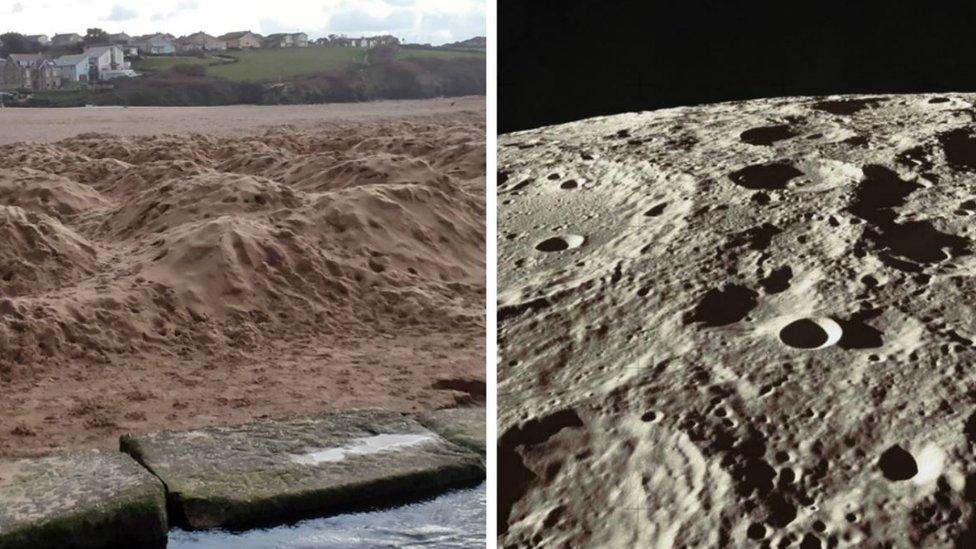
0;105;485;457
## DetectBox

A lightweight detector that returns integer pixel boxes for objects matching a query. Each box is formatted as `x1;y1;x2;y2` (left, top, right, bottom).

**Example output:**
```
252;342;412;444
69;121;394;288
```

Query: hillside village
0;29;405;92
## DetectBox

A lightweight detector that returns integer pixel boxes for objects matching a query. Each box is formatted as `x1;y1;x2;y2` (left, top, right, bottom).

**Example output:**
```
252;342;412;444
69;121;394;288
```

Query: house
332;35;399;48
6;54;60;90
174;32;227;52
263;32;308;48
26;35;50;46
131;34;175;55
55;45;128;83
8;53;46;67
54;53;90;82
218;31;263;49
0;59;25;91
86;45;128;71
51;33;84;48
107;32;131;45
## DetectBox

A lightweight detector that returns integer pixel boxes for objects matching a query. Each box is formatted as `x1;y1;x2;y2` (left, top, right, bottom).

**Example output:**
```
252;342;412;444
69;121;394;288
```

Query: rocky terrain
498;94;976;547
0;104;485;457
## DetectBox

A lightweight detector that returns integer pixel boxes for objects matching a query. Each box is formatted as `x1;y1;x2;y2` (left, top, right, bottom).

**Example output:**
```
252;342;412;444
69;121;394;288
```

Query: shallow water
168;482;486;549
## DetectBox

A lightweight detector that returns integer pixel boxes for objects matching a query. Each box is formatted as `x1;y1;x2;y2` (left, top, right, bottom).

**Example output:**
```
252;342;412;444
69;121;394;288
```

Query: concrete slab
0;449;167;549
120;409;485;531
417;407;486;456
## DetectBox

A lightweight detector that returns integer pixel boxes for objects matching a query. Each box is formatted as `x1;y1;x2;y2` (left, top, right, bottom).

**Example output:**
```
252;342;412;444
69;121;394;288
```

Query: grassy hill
133;47;485;82
208;48;369;81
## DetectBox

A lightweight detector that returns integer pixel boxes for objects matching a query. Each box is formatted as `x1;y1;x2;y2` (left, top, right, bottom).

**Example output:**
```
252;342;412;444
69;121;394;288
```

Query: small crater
939;128;976;172
879;444;918;481
779;318;843;350
811;97;883;115
897;145;934;172
746;522;767;540
559;180;579;190
759;266;792;294
740;125;797;146
729;162;803;190
535;234;585;253
644;203;667;217
727;223;781;251
929;97;951;104
843;135;870;148
685;285;759;327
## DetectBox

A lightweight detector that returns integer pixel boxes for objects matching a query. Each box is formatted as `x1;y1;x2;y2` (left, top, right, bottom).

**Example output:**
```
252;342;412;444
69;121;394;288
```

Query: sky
2;0;485;45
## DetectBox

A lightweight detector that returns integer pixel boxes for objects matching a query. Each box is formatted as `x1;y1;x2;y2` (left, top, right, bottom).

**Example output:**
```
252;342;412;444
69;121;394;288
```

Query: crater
740;125;797;146
811;97;883;115
939;128;976;172
686;285;759;327
535;234;585;252
878;444;918;481
779;318;843;349
729;162;803;190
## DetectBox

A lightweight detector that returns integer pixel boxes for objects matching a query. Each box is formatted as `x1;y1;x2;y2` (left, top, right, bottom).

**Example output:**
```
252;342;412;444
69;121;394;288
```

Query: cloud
400;9;483;44
259;18;295;35
106;5;138;21
151;0;198;22
328;8;416;33
11;2;23;13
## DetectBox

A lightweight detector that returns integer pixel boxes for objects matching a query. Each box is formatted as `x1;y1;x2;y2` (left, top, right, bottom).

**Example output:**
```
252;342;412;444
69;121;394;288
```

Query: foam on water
168;482;486;549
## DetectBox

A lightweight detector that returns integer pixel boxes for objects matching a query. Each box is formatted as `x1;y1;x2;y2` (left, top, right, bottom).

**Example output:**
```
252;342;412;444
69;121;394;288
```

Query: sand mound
0;168;110;219
0;112;485;375
0;206;99;297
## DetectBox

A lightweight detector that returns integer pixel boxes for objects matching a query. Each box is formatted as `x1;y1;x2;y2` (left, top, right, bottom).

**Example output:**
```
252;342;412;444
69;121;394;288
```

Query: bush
170;64;207;77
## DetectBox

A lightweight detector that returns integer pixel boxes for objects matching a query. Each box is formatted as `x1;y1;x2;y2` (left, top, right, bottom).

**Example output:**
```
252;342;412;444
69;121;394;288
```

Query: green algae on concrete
0;449;167;549
120;409;486;531
417;407;486;456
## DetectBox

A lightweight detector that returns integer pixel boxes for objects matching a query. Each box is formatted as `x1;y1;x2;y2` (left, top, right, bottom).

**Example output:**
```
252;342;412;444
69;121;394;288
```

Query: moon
498;94;976;547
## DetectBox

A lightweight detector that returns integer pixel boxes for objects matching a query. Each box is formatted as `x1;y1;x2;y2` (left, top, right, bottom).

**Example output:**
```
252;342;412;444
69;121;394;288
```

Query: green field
132;55;221;73
130;48;484;83
397;49;486;60
207;48;368;81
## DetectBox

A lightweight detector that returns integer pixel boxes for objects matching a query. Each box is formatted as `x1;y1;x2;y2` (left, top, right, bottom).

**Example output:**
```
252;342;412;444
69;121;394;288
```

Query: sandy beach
0;98;486;457
0;96;484;144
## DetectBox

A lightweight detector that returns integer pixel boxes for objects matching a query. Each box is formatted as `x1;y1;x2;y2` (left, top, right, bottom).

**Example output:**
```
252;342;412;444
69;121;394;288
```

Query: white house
218;31;263;49
131;34;176;55
174;32;226;52
333;35;399;48
86;46;128;71
55;45;128;83
54;54;90;82
263;33;308;48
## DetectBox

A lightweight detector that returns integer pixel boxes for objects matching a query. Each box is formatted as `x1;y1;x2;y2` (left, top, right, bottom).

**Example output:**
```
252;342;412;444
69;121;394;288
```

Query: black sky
500;1;976;132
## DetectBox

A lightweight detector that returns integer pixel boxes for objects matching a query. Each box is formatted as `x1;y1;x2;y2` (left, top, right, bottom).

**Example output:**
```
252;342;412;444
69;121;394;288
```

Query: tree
0;33;40;55
84;28;110;45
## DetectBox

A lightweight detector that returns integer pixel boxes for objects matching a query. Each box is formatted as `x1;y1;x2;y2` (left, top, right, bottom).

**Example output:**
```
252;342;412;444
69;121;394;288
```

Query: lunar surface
498;94;976;547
